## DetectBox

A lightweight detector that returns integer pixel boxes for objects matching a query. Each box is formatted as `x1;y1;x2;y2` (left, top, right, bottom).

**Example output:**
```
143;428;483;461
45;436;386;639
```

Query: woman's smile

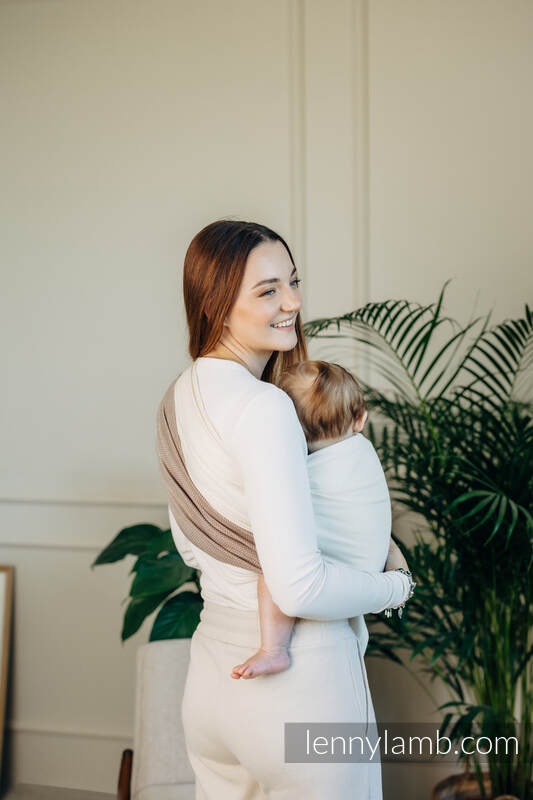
271;316;296;330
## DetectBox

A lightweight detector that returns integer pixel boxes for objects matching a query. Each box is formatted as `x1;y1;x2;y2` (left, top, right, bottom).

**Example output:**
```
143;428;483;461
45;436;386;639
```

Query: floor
2;783;195;799
2;787;114;800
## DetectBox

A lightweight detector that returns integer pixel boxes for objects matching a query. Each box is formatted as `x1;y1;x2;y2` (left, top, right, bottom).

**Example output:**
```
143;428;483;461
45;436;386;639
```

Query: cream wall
1;0;531;796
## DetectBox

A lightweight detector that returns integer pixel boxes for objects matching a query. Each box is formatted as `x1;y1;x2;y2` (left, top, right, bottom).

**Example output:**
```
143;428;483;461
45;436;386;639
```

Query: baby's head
278;360;367;453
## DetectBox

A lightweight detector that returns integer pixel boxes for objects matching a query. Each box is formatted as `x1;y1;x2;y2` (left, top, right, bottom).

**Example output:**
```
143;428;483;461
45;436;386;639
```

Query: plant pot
492;796;520;800
432;771;492;800
432;772;530;800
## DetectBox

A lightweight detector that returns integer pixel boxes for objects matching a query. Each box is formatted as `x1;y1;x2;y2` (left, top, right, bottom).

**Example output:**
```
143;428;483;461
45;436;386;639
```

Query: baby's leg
230;573;296;679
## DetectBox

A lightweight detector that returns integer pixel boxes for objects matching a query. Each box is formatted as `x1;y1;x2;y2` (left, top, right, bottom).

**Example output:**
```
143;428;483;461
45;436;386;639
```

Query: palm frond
459;304;533;405
304;282;481;404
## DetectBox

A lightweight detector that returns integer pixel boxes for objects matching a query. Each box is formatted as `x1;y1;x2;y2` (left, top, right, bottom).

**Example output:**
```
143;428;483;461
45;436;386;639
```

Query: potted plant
303;284;532;800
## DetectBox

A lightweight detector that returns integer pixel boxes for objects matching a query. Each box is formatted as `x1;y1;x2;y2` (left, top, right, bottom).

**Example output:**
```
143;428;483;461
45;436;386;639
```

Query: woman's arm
229;387;410;620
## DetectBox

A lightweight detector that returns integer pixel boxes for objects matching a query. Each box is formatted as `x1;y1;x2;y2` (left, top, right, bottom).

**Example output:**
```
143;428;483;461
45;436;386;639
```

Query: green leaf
483;496;508;545
91;524;165;566
450;492;494;520
130;553;196;597
121;590;174;641
505;499;520;545
150;591;203;640
439;711;454;738
143;528;177;557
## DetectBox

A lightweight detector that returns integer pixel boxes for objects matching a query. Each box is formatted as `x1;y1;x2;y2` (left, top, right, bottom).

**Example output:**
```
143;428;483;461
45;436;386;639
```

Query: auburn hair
278;360;366;442
182;219;308;384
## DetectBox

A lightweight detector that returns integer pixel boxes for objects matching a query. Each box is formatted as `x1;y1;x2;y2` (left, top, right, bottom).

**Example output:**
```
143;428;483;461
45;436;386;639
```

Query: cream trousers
181;600;383;799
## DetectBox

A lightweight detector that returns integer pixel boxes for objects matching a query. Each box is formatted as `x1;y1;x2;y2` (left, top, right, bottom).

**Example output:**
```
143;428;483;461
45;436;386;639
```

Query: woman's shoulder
228;377;307;455
184;357;301;433
241;378;298;422
194;357;292;402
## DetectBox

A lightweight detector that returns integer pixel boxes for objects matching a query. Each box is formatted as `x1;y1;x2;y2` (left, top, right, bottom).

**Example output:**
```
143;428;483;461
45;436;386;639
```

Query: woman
159;219;412;799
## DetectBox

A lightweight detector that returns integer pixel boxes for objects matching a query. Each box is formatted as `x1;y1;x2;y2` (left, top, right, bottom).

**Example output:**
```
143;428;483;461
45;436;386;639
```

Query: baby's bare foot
230;648;291;680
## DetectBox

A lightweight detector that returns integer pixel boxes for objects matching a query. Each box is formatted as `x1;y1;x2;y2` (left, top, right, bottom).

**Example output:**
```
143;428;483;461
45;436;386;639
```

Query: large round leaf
130;553;196;597
121;590;174;641
150;591;203;640
91;524;164;566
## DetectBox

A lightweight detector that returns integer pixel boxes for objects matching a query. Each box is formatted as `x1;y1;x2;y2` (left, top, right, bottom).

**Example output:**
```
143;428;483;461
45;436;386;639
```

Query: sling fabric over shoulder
155;374;262;574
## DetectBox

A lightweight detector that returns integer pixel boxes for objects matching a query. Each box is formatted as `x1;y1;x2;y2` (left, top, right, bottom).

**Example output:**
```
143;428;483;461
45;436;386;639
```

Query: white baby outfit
307;434;392;654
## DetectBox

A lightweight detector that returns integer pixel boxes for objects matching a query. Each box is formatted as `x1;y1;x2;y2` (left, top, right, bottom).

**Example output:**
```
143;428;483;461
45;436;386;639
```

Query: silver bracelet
384;568;416;619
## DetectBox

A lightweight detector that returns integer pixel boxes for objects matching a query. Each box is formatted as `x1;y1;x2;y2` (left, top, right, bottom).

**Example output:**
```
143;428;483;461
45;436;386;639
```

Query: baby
231;359;392;680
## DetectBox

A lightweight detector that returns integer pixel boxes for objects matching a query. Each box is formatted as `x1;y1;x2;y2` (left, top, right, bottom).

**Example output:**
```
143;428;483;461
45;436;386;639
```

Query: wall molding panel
287;0;308;306
350;0;370;307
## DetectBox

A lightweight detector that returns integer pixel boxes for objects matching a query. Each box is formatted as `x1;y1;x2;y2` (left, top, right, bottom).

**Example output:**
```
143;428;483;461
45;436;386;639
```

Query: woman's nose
280;285;301;312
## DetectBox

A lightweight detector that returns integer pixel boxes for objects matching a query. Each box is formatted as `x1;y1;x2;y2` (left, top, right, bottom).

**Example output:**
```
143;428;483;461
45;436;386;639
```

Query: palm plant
303;284;533;800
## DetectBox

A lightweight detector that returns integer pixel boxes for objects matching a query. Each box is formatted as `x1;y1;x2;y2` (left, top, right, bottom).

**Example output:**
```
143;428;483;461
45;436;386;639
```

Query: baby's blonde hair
278;360;366;443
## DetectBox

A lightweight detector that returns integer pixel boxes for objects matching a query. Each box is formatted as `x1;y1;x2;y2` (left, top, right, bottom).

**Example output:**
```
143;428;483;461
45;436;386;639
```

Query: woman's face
223;239;303;356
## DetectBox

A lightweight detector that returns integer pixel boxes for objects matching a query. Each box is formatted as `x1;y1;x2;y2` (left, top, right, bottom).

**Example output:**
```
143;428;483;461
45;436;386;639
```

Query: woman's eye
259;278;301;298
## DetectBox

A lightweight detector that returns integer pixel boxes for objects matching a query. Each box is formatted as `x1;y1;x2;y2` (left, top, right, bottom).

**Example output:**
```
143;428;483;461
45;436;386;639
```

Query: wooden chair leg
117;748;133;800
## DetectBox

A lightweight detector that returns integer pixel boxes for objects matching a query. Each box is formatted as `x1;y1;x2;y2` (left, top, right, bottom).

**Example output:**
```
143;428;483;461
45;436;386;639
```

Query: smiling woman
182;221;308;383
157;218;411;799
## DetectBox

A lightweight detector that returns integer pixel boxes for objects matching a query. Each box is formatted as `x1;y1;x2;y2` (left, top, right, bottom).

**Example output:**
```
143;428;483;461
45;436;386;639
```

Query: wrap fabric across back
156;360;262;574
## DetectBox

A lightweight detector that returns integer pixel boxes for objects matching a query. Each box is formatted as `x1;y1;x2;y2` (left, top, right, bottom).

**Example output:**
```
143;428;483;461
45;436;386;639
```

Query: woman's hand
384;539;409;572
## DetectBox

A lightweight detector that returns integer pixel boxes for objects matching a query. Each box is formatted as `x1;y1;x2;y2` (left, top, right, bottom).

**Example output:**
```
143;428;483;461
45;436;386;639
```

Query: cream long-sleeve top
166;356;410;620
